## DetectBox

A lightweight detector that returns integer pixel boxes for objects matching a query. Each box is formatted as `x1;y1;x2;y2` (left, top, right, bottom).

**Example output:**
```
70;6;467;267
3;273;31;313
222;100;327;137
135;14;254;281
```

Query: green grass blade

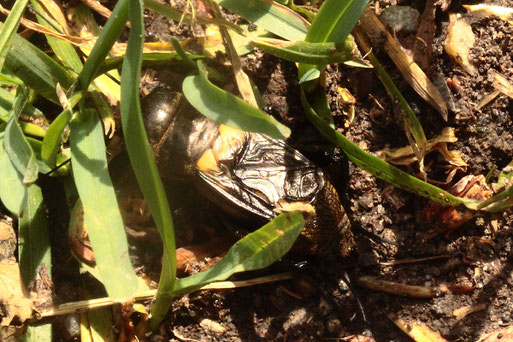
29;0;83;74
300;89;480;209
41;108;72;168
120;0;176;327
0;0;29;71
4;34;74;104
98;52;202;75
183;60;291;139
0;131;27;215
249;37;361;64
298;0;369;83
170;212;304;296
214;0;309;41
78;0;129;91
69;108;138;300
3;87;38;183
0;87;44;119
307;0;368;43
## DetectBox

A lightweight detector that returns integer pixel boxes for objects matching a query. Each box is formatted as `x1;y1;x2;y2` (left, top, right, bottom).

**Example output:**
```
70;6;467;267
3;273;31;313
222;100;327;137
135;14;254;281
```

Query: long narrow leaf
0;0;29;70
69;108;138;300
120;0;176;327
300;89;480;210
0;132;27;215
298;0;369;82
0;87;44;118
29;0;83;73
4;87;38;183
78;0;129;91
171;211;304;296
249;37;362;65
183;60;291;139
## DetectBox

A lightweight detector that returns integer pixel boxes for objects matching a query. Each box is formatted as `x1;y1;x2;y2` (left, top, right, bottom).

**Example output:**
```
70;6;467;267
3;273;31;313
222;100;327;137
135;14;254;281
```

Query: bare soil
4;0;513;341
143;1;513;341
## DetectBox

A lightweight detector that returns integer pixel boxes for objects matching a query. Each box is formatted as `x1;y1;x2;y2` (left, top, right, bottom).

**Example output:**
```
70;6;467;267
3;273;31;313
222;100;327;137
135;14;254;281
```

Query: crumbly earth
145;1;513;341
6;0;513;341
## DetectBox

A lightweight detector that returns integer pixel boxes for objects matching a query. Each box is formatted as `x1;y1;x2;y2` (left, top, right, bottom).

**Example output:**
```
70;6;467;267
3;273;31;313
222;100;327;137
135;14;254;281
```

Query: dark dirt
4;0;513;341
140;1;513;341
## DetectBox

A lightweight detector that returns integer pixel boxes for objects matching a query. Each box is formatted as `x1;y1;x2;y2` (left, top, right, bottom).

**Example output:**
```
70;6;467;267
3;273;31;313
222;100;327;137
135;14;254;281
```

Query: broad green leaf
183;60;291;140
249;37;361;64
70;108;138;300
78;0;129;91
213;0;309;41
41;109;72;168
300;89;480;209
120;0;176;328
0;0;29;70
0;132;27;215
4;87;38;184
4;34;74;104
22;323;52;342
171;212;304;296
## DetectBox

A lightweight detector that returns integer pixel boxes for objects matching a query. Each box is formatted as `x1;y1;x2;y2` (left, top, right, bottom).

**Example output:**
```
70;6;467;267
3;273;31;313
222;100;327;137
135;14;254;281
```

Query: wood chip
357;276;474;298
492;71;513;99
388;313;448;342
453;303;488;320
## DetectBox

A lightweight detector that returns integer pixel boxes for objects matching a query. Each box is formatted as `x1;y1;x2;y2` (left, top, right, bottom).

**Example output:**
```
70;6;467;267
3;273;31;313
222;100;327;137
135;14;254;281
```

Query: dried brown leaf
0;5;93;46
378;127;467;169
0;259;33;326
492;71;513;99
445;13;477;75
37;0;71;34
464;4;513;25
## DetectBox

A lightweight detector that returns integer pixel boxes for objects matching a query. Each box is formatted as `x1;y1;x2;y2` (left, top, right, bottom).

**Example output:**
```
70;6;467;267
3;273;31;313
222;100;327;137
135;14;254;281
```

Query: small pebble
380;6;420;33
63;315;80;341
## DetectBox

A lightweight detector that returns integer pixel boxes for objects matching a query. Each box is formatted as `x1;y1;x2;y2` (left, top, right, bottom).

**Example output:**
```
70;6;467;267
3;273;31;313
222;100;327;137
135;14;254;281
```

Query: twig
34;273;292;319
